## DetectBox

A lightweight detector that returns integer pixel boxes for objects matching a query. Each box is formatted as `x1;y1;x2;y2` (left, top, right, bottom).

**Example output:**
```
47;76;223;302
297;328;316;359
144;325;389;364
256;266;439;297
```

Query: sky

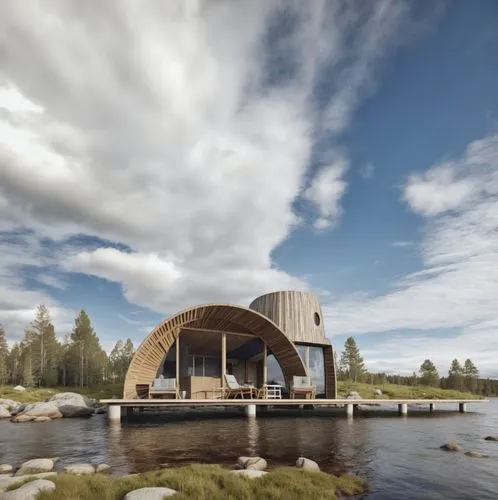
1;1;498;377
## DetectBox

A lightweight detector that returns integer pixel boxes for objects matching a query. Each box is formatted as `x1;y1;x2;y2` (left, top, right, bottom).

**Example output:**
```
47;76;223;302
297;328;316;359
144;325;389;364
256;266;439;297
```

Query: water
1;400;497;499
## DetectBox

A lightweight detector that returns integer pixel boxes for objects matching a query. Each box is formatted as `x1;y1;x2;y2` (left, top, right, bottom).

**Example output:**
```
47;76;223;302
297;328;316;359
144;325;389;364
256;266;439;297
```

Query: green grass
28;465;367;500
337;381;482;400
0;384;123;404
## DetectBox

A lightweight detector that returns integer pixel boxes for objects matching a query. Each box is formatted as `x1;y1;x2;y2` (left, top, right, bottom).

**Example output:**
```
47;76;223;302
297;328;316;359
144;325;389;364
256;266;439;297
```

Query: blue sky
1;1;498;377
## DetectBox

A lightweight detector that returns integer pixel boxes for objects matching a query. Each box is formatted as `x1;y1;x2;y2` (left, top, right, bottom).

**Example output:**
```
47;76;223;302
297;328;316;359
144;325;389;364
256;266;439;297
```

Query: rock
94;406;107;414
49;392;92;409
231;470;267;478
373;389;383;396
464;451;489;458
0;407;11;419
15;458;55;476
58;405;94;418
296;457;320;471
0;400;21;410
0;475;56;493
33;417;51;423
440;443;463;452
484;435;498;441
236;456;267;471
0;479;55;499
94;464;110;473
63;464;95;475
12;403;62;422
123;487;177;499
0;465;13;474
347;391;362;400
13;386;25;392
11;415;35;423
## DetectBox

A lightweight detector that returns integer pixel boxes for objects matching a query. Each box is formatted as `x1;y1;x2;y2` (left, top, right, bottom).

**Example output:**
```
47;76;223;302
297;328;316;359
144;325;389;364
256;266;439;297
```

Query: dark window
314;312;320;326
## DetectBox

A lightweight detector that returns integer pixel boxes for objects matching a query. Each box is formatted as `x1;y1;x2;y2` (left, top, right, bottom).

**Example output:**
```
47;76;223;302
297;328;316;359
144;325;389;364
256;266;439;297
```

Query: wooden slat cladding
249;291;326;344
323;345;337;399
123;304;307;398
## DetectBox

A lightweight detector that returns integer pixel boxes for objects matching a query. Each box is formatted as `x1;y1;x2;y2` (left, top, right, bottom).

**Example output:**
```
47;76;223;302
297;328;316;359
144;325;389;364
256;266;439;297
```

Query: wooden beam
221;332;226;389
181;327;256;339
175;336;180;390
263;342;267;385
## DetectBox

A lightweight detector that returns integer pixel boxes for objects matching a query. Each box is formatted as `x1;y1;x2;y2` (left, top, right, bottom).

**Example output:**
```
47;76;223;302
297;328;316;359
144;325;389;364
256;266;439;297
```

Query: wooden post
176;336;180;394
263;342;268;386
429;403;435;413
346;403;354;417
399;403;408;415
221;332;226;390
459;402;467;413
305;346;310;374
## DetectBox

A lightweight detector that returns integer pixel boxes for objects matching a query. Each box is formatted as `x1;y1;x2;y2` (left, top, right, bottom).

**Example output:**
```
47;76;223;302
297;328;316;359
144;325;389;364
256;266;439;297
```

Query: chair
290;376;316;399
149;377;180;399
257;384;282;400
224;374;256;399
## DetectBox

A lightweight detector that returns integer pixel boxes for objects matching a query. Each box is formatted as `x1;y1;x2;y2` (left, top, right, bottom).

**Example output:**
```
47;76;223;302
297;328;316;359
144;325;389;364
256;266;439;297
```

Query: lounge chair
224;374;256;399
290;376;316;399
149;377;180;399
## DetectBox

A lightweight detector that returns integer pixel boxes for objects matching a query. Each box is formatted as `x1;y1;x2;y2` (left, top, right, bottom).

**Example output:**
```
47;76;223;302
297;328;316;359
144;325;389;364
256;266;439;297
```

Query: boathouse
123;291;337;400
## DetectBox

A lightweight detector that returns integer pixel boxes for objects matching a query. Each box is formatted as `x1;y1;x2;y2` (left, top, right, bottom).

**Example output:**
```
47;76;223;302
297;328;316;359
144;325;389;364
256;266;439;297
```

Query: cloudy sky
1;1;498;377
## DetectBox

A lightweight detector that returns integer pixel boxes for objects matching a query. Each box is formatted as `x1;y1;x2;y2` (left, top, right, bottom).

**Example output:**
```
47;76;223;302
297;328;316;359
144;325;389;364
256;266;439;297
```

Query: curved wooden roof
123;303;308;398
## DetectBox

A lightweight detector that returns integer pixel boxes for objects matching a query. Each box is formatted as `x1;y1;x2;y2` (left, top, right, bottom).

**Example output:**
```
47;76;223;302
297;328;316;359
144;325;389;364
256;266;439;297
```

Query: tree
339;337;366;382
447;359;463;391
419;359;439;387
0;325;8;384
463;358;479;393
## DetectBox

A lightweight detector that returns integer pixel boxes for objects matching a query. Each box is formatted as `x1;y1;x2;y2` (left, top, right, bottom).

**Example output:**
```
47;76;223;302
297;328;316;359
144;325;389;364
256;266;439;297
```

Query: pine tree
21;343;34;386
0;325;8;384
447;359;463;391
339;337;366;382
463;358;479;393
419;359;439;387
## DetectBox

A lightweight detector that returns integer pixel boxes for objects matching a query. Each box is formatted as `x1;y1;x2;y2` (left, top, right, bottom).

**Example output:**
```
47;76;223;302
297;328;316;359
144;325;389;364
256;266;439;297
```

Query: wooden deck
101;398;488;420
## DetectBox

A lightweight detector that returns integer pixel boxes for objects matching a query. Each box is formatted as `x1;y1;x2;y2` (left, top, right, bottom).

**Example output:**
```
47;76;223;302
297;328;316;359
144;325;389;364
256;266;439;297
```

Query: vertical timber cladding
323;345;337;399
123;304;307;398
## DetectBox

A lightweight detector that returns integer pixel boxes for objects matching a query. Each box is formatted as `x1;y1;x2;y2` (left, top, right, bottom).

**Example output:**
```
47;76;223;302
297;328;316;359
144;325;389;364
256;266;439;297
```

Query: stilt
459;403;467;413
245;404;256;417
429;403;435;413
398;403;408;415
108;405;121;422
125;406;134;418
346;403;354;417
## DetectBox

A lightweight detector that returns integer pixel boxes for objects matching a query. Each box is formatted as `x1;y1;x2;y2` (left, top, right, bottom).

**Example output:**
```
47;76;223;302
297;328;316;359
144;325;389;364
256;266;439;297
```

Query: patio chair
149;377;180;399
224;374;256;399
290;376;316;399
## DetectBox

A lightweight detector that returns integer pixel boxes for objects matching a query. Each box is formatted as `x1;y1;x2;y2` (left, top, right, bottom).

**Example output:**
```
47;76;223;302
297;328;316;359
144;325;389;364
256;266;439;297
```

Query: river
1;400;497;499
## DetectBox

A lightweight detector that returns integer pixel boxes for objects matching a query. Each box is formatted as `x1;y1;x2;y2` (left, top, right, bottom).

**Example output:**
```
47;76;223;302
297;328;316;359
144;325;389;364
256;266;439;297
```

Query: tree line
337;336;498;396
0;305;135;387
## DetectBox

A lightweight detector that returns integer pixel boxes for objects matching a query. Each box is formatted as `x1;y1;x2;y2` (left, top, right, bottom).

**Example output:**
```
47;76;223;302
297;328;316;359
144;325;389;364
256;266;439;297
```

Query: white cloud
392;240;413;247
325;134;498;376
0;1;415;321
360;163;375;180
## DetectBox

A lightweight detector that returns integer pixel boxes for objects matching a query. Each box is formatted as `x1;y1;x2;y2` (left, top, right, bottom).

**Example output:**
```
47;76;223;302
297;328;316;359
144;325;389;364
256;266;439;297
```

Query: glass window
309;346;325;395
204;357;221;377
297;345;307;366
194;356;204;376
267;354;285;386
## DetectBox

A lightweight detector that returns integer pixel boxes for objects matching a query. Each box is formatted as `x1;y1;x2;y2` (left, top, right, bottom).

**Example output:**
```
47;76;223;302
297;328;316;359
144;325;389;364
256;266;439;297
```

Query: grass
337;381;482;400
0;384;123;404
20;465;368;500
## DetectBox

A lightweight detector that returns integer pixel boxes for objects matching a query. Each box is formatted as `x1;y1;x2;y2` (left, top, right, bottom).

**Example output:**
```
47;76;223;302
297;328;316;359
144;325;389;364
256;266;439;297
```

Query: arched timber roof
123;303;307;398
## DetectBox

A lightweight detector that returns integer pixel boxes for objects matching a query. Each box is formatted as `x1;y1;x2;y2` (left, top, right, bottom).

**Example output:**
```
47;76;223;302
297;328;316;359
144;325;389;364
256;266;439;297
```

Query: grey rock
0;400;21;410
373;389;383;396
123;487;177;499
58;405;94;418
296;457;320;471
0;479;55;499
12;403;62;422
12;386;25;392
49;392;92;409
94;464;110;473
15;459;55;476
231;470;267;478
33;417;51;423
0;475;56;493
484;435;498;441
236;456;267;471
440;443;463;452
94;406;107;414
347;391;362;400
0;465;12;474
0;407;10;419
63;464;95;475
464;451;489;458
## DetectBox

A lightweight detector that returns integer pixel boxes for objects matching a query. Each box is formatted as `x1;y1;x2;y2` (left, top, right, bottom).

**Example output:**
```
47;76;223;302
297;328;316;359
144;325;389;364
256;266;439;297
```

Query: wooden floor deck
100;398;488;420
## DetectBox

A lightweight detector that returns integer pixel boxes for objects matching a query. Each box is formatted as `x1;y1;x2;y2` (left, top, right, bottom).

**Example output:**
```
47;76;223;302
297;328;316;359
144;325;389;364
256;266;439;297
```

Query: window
187;355;221;377
314;312;320;326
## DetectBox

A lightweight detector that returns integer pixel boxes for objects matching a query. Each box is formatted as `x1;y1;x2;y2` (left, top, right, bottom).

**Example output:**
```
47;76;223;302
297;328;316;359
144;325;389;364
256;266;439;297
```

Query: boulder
94;406;107;415
63;464;95;475
48;392;93;409
15;458;55;476
440;443;463;452
0;406;11;419
124;487;178;499
236;456;267;471
12;403;62;422
484;435;498;441
0;475;56;493
0;399;21;410
231;470;267;479
464;451;489;458
95;464;110;473
347;392;362;400
373;389;383;396
11;415;35;423
296;457;320;471
0;479;55;499
0;465;13;474
58;405;94;418
13;386;25;392
33;417;51;423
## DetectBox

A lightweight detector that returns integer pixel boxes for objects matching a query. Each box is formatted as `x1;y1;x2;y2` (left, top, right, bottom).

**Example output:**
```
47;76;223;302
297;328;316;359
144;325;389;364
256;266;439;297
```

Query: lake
1;399;497;499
